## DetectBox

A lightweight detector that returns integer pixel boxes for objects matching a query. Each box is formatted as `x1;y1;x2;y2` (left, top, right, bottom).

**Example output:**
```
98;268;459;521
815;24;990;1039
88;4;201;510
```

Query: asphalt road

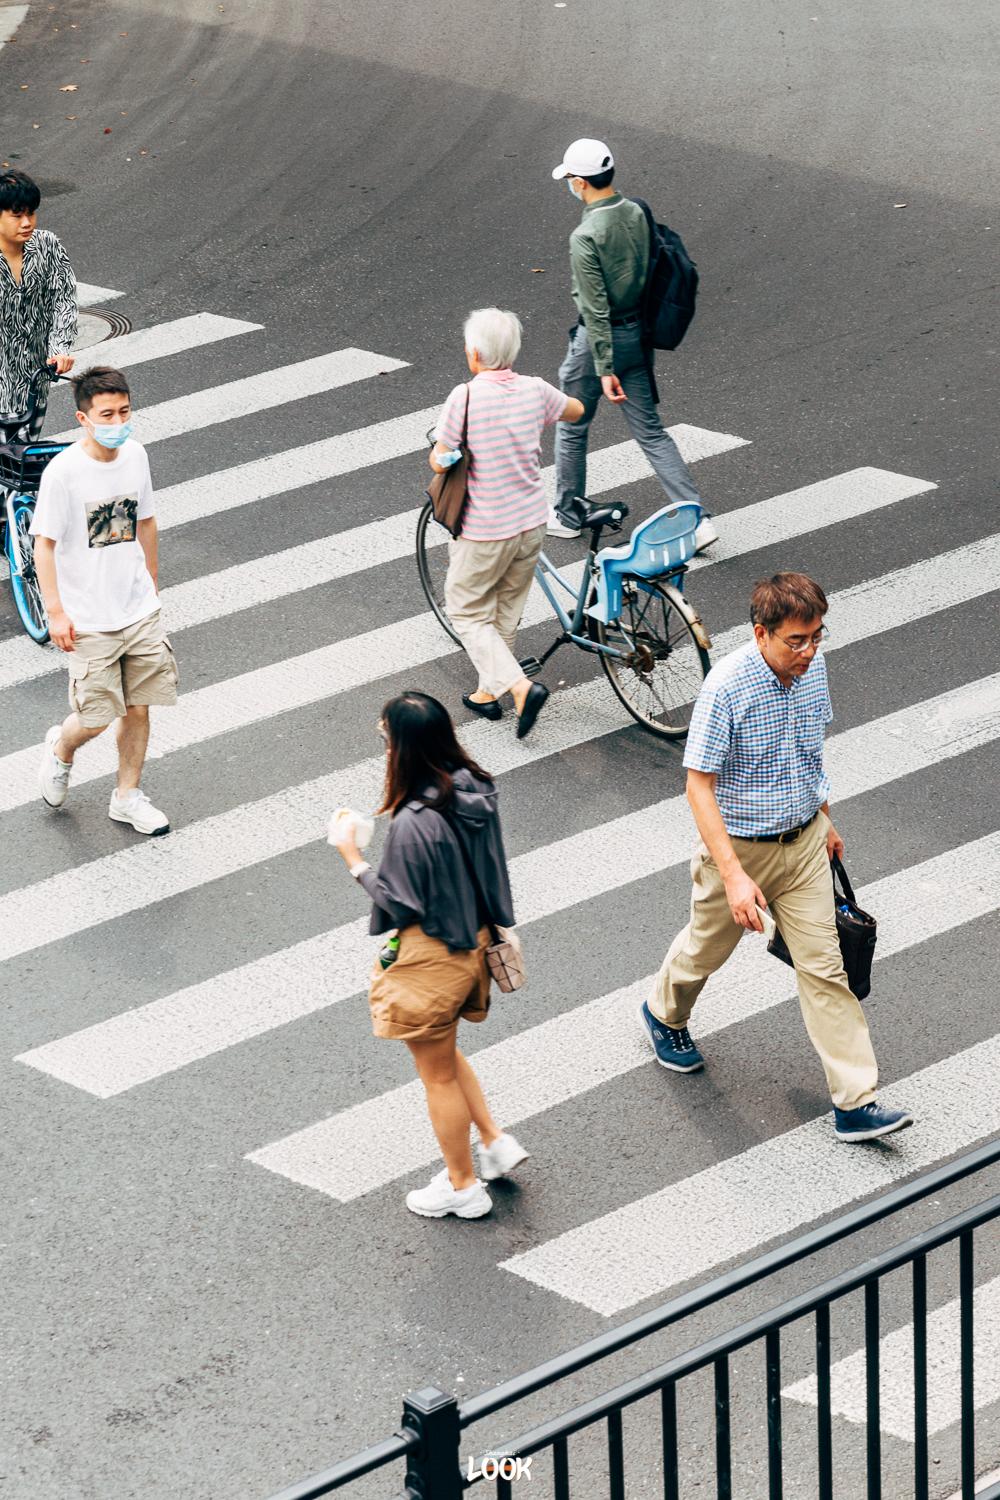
2;1;999;1497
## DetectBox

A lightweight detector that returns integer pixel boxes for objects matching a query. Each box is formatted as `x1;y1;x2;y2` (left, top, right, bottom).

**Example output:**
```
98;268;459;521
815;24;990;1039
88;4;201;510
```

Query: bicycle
0;368;71;644
416;494;713;741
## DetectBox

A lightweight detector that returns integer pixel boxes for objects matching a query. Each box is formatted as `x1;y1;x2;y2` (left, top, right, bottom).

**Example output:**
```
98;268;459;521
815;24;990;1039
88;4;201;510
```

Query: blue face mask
567;179;583;201
87;419;132;450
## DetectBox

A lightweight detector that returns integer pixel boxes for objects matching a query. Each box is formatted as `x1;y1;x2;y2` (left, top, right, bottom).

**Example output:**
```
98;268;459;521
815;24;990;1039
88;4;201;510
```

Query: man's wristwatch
348;860;371;879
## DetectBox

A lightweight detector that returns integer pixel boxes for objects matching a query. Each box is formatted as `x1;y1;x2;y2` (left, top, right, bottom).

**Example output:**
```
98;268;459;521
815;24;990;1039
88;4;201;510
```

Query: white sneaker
693;515;719;553
478;1132;530;1181
39;726;72;808
546;504;582;539
405;1168;492;1219
108;787;170;836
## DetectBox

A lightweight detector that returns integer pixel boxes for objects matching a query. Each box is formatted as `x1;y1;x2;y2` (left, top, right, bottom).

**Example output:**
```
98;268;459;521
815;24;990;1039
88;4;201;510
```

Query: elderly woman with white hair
431;308;584;738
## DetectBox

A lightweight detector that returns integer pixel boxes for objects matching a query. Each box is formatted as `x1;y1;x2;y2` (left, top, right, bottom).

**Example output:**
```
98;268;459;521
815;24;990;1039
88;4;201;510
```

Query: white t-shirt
31;438;159;632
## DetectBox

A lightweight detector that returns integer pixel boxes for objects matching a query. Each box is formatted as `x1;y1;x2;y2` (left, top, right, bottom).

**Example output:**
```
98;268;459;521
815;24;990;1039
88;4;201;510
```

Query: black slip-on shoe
516;682;549;739
462;692;502;722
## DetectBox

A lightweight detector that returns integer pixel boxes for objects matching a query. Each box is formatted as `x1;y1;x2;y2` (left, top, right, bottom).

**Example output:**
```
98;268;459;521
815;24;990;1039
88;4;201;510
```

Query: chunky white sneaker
546;504;582;539
39;726;72;808
406;1168;492;1219
478;1132;530;1181
693;515;719;553
108;787;170;836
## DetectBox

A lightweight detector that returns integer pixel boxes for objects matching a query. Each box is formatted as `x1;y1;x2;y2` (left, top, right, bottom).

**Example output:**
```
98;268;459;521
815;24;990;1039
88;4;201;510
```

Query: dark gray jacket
358;768;515;952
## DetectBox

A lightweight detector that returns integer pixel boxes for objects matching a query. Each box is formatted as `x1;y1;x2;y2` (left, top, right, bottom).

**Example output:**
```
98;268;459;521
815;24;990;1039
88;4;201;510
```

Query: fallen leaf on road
530;267;546;273
103;127;112;134
19;84;28;89
65;115;77;121
893;202;908;208
59;84;78;91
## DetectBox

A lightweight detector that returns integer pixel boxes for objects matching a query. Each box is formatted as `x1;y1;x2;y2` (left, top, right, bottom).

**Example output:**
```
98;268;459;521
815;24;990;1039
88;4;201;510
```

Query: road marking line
783;1274;1000;1442
245;830;1000;1199
14;668;1000;1093
70;313;261;375
0;466;933;812
0;5;27;45
49;349;409;445
498;1035;1000;1315
0;425;746;692
75;283;125;306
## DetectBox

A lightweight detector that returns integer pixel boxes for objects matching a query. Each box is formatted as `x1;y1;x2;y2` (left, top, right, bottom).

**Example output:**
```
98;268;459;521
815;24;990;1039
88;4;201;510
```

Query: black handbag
425;384;471;539
767;855;877;1001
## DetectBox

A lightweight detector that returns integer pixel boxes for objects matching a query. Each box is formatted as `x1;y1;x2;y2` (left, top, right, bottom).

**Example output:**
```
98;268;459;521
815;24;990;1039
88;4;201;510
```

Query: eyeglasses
773;625;830;654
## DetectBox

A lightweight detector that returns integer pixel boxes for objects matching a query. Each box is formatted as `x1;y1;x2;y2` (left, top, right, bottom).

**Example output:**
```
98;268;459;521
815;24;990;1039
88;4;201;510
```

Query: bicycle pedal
518;655;544;678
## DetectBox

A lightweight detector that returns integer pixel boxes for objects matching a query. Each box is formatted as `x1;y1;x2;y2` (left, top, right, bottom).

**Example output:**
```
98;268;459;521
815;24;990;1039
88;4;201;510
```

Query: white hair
463;307;523;370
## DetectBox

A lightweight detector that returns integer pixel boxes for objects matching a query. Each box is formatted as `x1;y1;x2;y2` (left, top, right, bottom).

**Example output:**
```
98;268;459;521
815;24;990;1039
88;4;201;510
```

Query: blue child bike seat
586;501;703;624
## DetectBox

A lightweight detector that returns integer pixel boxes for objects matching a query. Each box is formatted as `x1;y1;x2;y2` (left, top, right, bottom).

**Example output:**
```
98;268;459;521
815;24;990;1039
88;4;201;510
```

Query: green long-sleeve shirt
569;192;650;376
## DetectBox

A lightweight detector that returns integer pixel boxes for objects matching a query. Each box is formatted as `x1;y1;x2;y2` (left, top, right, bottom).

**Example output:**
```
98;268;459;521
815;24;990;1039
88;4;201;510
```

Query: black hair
581;163;615;190
0;169;41;214
379;691;491;816
72;366;131;413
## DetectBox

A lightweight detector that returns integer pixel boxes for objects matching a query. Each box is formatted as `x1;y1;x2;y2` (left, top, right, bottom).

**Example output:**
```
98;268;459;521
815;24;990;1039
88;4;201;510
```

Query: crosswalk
5;290;999;1454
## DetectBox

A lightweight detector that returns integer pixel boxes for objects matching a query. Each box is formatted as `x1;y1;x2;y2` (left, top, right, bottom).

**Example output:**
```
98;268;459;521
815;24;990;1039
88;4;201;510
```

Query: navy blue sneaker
638;1001;704;1073
833;1101;914;1142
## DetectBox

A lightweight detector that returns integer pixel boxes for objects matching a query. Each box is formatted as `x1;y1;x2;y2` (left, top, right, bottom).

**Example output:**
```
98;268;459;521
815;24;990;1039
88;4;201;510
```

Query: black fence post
401;1387;463;1500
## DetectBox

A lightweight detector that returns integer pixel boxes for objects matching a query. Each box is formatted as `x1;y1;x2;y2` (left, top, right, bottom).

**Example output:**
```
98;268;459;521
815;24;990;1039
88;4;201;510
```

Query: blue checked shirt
683;642;833;838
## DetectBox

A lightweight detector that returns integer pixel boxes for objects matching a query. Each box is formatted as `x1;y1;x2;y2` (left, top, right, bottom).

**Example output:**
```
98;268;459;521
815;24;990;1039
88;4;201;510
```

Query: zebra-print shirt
0;228;78;415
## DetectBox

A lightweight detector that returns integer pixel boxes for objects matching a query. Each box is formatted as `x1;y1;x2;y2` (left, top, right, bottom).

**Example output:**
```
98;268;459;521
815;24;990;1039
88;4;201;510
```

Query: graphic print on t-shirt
85;493;138;549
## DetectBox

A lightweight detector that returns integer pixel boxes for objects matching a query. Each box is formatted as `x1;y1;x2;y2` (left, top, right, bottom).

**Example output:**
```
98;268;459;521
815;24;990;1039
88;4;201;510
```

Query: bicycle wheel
7;497;49;644
590;576;709;740
416;499;462;647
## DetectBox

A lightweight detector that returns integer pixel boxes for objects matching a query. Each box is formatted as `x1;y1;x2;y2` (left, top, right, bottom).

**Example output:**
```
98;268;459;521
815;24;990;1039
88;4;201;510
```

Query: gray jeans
554;322;705;517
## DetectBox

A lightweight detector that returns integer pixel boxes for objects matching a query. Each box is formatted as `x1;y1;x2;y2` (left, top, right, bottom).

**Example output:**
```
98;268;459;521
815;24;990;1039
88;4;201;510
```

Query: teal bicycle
416;496;713;741
0;368;71;644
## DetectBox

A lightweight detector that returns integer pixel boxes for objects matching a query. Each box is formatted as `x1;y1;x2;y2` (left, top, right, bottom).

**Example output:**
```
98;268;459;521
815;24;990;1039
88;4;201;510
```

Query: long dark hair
379;691;492;816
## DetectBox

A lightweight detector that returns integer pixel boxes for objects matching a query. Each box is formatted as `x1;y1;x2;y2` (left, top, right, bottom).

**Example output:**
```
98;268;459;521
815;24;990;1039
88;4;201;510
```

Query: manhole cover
73;307;131;351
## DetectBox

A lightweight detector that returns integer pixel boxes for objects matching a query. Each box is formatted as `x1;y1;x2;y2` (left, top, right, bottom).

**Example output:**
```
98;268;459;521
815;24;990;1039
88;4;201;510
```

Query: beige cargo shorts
67;609;179;728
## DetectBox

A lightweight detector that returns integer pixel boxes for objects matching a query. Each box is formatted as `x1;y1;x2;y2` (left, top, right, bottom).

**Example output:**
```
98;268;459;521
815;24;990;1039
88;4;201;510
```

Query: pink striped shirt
437;370;566;541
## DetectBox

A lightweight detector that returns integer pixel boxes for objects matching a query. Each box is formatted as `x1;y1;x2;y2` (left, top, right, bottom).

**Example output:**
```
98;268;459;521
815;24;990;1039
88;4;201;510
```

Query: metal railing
268;1136;1000;1500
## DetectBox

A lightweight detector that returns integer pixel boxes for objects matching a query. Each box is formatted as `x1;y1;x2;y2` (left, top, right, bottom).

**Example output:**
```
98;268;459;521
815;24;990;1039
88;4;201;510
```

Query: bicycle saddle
586;501;703;624
574;498;630;532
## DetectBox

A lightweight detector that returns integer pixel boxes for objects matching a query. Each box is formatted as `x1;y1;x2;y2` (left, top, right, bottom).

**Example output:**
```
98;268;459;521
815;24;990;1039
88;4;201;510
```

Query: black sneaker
637;1001;705;1072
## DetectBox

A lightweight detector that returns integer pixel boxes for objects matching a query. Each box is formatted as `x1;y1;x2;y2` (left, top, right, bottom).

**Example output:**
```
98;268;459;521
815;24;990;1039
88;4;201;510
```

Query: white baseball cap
551;138;615;181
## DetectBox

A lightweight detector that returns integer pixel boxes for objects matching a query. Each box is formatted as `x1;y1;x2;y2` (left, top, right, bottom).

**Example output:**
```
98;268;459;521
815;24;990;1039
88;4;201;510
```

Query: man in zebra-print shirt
0;169;77;439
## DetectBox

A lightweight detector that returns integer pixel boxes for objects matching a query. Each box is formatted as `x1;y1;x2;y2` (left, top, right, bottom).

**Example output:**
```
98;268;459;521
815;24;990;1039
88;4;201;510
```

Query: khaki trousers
651;814;878;1110
444;525;546;698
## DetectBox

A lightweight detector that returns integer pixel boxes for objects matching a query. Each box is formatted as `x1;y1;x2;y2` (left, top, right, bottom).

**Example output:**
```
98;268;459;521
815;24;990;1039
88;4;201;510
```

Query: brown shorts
67;609;179;728
368;925;491;1041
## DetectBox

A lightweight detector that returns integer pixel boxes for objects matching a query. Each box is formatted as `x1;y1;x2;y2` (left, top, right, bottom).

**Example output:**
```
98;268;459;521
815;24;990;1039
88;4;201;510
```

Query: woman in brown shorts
331;691;529;1220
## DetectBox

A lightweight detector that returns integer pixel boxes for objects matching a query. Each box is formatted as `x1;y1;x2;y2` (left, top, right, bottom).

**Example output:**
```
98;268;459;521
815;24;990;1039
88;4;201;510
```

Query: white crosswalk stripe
246;830;1000;1200
75;282;125;306
70;313;262;374
783;1274;1000;1442
498;1035;1000;1314
0;424;745;692
16;670;1000;1091
0;465;934;813
0;5;26;46
49;349;410;445
5;302;1000;1371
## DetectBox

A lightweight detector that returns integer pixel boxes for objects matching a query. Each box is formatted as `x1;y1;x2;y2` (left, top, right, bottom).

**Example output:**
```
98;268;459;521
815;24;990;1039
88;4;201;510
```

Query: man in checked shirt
639;572;913;1142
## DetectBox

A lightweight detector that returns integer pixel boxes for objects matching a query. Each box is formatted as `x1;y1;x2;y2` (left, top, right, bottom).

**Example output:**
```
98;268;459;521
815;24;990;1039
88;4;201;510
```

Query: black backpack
631;197;699;351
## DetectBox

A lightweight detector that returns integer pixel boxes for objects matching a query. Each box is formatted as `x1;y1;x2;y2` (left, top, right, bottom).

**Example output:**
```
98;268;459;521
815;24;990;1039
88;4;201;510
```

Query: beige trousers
444;525;546;698
651;814;878;1110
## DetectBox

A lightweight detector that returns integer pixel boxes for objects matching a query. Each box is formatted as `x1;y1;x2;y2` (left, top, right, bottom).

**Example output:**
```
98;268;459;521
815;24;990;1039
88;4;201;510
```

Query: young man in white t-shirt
32;366;178;834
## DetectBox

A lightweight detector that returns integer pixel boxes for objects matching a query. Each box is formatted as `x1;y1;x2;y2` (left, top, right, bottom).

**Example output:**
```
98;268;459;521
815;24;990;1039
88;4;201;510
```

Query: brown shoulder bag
425;383;471;539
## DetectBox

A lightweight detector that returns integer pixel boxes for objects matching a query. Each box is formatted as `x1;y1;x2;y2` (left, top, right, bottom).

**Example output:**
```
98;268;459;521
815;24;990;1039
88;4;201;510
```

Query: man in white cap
549;139;716;548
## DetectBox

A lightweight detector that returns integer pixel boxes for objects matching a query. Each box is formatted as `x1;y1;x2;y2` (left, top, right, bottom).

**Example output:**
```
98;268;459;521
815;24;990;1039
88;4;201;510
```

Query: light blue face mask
567;179;584;201
87;419;132;450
